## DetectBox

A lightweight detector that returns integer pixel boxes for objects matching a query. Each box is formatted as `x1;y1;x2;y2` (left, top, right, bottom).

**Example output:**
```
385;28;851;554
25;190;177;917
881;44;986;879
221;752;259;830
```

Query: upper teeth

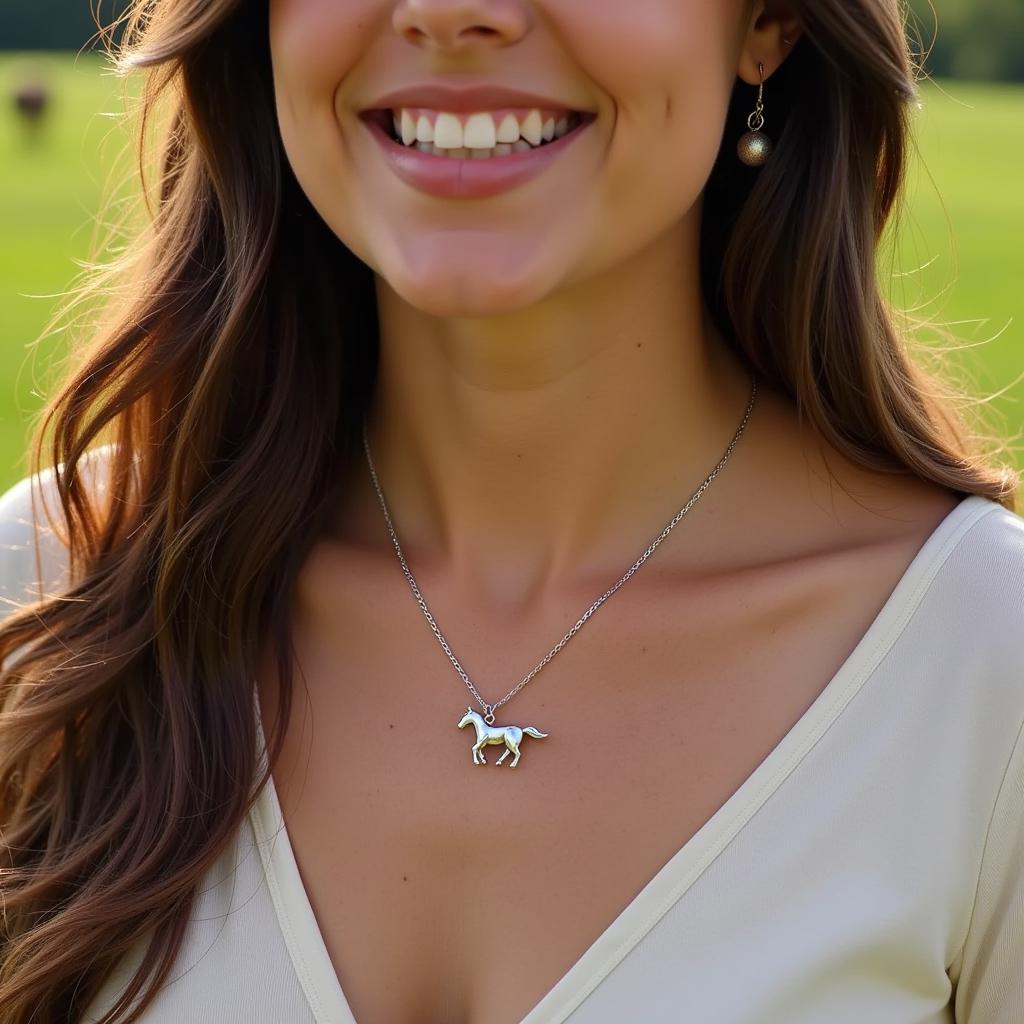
392;109;572;149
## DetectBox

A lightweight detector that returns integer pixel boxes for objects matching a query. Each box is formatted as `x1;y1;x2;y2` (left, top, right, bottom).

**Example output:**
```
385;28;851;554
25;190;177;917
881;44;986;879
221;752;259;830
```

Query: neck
335;227;756;609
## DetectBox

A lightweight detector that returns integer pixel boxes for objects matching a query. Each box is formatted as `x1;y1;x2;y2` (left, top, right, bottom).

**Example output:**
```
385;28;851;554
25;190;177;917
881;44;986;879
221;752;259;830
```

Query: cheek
268;0;376;158
268;0;384;260
548;0;740;107
549;0;739;200
269;0;375;89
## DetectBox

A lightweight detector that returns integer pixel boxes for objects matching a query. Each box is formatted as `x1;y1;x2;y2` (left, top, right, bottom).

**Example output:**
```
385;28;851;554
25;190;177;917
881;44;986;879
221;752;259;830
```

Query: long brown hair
1;0;1018;1019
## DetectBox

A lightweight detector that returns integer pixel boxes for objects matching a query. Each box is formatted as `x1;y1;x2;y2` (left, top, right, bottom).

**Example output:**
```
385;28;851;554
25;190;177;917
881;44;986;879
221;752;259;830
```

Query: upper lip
363;82;590;114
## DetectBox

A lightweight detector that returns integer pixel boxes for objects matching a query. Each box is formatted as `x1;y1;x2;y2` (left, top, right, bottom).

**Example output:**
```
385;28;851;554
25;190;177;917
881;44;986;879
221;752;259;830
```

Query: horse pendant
457;707;549;768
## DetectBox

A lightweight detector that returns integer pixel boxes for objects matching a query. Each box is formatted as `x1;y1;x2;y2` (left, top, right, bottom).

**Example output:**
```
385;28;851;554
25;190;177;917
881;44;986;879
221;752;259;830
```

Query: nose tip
393;0;529;52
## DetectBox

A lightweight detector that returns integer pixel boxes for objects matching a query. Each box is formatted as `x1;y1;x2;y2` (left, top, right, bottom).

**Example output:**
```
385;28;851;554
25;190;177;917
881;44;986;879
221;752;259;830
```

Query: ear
737;0;802;85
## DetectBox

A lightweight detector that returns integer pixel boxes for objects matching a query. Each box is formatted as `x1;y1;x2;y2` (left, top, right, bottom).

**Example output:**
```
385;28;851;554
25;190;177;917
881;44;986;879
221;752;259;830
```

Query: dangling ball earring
737;61;772;167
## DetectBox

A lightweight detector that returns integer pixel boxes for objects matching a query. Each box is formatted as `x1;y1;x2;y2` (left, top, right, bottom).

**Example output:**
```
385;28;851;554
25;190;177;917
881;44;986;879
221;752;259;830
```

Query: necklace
362;375;758;769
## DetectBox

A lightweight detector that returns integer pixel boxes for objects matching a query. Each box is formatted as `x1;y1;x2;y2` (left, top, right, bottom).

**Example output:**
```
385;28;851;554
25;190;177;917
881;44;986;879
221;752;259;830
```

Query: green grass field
1;52;1022;497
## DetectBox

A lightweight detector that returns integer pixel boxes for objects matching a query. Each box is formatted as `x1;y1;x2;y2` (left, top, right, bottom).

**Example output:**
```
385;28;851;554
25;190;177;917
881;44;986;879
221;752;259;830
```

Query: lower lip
360;114;593;200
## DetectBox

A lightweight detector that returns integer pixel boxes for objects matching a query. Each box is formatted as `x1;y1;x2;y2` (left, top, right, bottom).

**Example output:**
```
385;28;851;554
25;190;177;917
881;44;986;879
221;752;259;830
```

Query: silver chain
362;375;758;725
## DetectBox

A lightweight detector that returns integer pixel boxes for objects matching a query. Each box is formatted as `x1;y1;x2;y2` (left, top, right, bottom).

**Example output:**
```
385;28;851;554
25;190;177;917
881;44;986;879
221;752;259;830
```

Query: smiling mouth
364;109;598;156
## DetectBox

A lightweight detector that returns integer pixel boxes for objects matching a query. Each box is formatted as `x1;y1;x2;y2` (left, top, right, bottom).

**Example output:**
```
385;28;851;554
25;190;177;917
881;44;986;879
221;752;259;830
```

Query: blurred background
1;2;1022;498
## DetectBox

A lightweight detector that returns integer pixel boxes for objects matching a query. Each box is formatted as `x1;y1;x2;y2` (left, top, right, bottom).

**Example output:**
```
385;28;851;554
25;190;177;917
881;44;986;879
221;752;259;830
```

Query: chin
336;199;591;315
379;251;563;317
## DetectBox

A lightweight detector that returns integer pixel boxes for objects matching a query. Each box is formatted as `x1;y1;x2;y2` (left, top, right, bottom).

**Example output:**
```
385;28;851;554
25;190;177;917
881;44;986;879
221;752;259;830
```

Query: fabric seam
250;768;328;1022
949;708;1024;976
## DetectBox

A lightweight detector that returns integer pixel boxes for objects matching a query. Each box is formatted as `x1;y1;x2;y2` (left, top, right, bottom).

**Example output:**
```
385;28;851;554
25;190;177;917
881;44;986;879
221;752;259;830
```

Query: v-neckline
248;493;997;1024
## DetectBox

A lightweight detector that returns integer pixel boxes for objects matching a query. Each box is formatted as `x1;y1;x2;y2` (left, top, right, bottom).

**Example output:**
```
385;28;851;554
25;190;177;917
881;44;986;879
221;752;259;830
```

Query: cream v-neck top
1;455;1023;1023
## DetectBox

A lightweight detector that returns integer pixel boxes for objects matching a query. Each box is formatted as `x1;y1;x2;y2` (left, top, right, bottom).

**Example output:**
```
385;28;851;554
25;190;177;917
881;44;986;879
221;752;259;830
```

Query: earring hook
748;62;765;132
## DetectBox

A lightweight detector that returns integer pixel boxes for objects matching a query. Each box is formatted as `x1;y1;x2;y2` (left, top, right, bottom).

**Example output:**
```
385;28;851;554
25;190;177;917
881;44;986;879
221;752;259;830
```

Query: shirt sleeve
0;466;69;629
952;712;1024;1022
0;446;116;631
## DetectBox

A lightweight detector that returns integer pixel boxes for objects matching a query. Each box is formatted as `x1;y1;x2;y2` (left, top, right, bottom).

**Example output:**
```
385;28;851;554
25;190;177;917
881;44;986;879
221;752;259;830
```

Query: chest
255;538;921;1024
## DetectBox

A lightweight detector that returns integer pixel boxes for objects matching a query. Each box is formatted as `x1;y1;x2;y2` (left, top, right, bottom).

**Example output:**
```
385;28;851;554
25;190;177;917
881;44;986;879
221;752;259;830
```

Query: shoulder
0;443;116;623
917;494;1024;736
943;499;1024;1017
934;495;1024;627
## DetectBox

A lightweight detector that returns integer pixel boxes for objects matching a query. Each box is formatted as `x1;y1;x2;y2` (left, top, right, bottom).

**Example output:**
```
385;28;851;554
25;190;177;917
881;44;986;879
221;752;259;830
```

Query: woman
1;0;1021;1021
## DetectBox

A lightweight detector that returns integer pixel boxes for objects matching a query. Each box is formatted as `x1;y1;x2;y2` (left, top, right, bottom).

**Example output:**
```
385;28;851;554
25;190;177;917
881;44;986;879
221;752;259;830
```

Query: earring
737;61;772;167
